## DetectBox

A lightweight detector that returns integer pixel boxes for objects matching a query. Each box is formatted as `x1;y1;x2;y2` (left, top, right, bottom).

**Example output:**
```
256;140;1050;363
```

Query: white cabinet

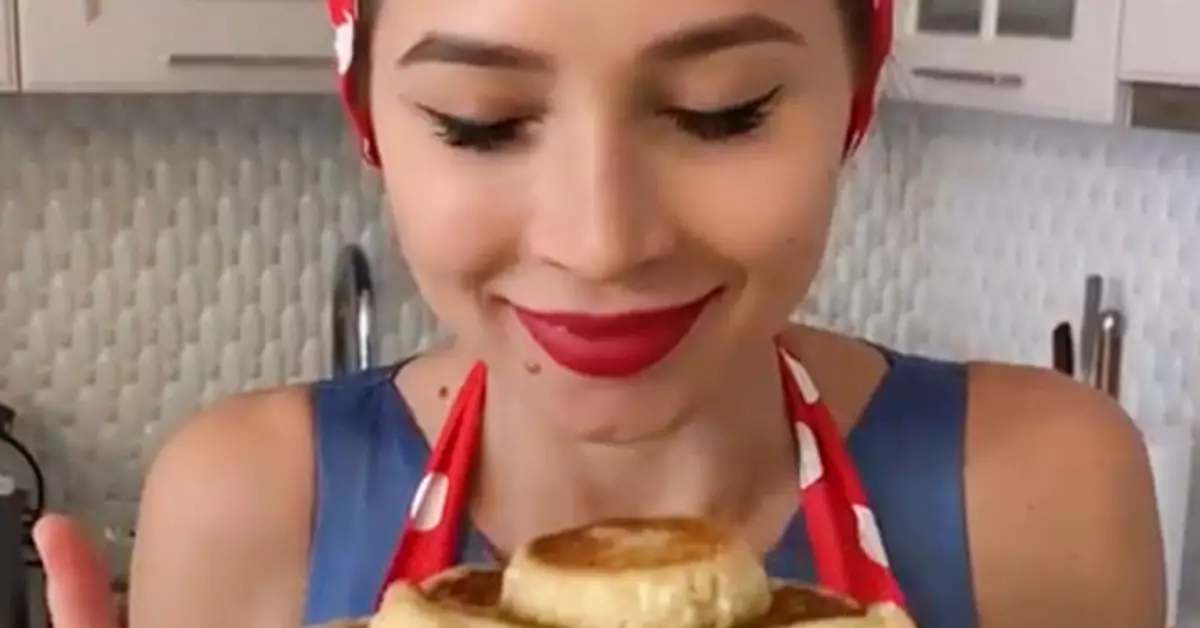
0;0;17;91
1120;1;1200;87
889;0;1125;123
16;0;335;93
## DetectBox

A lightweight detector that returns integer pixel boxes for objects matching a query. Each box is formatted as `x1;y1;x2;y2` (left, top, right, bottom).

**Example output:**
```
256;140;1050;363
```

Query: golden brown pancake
383;568;899;627
369;572;516;627
423;567;546;626
749;582;917;628
424;566;505;607
501;518;772;627
318;517;918;628
750;583;867;626
521;518;733;570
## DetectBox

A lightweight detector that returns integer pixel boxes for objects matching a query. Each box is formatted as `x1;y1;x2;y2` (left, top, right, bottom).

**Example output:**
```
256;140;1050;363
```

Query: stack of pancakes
318;517;916;627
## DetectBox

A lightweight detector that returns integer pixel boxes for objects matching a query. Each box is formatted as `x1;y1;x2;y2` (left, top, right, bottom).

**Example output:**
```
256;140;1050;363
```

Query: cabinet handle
166;53;334;69
911;66;1025;89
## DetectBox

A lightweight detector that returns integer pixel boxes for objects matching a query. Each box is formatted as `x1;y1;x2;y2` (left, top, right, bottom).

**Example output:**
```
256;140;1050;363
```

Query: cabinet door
890;0;1124;123
18;0;333;93
1121;1;1200;87
0;0;16;91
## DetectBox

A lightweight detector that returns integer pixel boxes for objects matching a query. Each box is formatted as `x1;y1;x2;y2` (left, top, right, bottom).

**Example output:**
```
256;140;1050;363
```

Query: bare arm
128;388;316;628
968;366;1166;628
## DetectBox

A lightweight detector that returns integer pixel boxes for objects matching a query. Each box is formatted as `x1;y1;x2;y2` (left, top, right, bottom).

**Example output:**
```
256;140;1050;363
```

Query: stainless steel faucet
331;244;377;376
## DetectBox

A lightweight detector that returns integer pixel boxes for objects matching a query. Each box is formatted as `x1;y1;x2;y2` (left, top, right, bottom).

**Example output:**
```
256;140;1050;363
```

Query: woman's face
368;0;856;441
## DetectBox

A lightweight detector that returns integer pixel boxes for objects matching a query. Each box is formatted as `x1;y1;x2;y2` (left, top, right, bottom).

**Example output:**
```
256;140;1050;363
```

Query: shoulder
963;362;1165;627
964;362;1147;458
138;385;316;533
130;385;316;624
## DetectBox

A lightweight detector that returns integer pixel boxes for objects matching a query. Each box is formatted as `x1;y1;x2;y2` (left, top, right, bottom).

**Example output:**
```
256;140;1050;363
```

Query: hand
34;514;117;628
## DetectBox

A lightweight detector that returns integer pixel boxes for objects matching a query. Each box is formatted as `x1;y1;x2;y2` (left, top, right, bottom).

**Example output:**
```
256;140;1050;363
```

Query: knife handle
1094;310;1124;401
1080;275;1104;388
1052;322;1075;377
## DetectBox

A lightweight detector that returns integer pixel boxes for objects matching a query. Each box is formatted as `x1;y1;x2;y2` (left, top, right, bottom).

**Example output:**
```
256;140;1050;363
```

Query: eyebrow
647;13;807;62
397;34;549;70
395;12;806;71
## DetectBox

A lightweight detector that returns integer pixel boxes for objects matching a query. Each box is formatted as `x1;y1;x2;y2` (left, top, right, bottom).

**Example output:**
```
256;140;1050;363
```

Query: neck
473;340;800;551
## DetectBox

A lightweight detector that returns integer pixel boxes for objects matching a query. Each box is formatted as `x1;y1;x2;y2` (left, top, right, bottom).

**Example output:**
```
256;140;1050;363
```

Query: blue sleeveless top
302;349;977;627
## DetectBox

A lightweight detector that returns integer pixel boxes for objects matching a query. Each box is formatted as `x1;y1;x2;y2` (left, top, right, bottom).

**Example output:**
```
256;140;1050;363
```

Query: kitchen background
1;90;1198;618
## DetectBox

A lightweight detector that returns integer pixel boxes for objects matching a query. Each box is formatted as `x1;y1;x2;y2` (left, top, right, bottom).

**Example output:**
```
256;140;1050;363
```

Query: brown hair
357;1;875;79
838;0;874;78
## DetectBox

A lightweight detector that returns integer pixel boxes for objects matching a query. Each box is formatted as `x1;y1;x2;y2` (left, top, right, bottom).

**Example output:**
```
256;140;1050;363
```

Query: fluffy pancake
368;567;525;628
501;517;772;628
749;582;915;627
752;582;866;626
316;517;919;628
359;569;912;627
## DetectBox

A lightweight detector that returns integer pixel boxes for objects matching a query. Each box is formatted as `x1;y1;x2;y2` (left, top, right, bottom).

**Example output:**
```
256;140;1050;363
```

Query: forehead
370;0;847;65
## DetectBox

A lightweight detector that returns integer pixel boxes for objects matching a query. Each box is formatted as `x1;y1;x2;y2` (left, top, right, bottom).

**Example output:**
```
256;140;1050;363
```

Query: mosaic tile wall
1;94;1198;619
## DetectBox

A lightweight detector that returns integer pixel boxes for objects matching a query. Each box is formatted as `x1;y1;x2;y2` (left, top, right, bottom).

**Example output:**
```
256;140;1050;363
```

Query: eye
661;86;783;141
417;104;533;153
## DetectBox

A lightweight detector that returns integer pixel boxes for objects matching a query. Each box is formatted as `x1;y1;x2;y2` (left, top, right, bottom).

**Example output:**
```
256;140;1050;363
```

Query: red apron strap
375;362;487;603
778;349;908;609
777;350;852;593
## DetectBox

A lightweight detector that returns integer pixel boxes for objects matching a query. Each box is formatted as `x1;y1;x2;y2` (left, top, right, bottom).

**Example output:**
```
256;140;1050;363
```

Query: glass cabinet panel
916;0;982;35
997;0;1076;39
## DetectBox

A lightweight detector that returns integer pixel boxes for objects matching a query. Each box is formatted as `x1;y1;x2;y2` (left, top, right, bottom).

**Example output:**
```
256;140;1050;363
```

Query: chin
499;340;732;445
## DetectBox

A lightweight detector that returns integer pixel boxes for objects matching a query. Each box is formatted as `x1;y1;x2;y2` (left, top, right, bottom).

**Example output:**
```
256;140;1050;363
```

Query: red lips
511;290;720;378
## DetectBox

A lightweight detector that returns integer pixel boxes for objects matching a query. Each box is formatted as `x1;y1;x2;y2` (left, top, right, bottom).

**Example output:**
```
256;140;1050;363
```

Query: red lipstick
511;290;719;378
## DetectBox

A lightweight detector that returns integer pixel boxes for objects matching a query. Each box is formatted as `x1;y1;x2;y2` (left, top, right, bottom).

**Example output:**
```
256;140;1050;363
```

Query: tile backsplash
1;95;1198;614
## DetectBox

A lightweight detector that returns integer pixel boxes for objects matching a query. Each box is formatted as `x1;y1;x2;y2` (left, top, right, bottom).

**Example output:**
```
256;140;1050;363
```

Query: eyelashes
660;86;782;142
416;104;530;153
418;85;783;153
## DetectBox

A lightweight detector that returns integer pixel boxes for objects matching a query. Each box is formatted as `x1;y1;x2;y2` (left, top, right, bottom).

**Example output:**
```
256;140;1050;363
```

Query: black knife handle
1052;322;1075;377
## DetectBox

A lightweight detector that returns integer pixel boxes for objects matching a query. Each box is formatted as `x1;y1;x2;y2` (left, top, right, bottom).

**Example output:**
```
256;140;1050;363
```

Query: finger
34;514;116;628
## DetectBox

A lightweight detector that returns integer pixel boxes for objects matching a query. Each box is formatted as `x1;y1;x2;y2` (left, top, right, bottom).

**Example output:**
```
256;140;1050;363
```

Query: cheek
374;116;527;314
656;104;845;327
661;126;843;284
670;156;837;267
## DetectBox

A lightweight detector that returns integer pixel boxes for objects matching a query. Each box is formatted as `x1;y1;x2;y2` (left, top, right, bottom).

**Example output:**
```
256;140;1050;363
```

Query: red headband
327;1;892;167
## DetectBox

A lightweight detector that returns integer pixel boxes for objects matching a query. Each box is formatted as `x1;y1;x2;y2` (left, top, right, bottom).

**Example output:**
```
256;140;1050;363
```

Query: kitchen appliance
0;486;28;628
0;404;43;628
0;405;44;533
331;244;377;376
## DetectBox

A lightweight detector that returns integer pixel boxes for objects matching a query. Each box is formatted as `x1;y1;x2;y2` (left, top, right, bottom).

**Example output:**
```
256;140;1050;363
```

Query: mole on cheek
437;385;449;400
524;361;542;375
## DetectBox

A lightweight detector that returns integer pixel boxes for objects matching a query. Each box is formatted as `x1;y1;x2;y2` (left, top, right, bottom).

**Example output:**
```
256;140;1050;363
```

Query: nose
525;120;677;282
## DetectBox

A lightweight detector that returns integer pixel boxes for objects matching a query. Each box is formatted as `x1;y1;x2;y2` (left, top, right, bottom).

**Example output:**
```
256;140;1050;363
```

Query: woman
35;0;1166;626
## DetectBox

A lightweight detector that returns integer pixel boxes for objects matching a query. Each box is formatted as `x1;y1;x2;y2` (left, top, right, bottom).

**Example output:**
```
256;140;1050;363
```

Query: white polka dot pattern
776;349;903;603
787;359;822;405
853;505;891;568
409;472;451;532
333;13;356;76
795;422;824;490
